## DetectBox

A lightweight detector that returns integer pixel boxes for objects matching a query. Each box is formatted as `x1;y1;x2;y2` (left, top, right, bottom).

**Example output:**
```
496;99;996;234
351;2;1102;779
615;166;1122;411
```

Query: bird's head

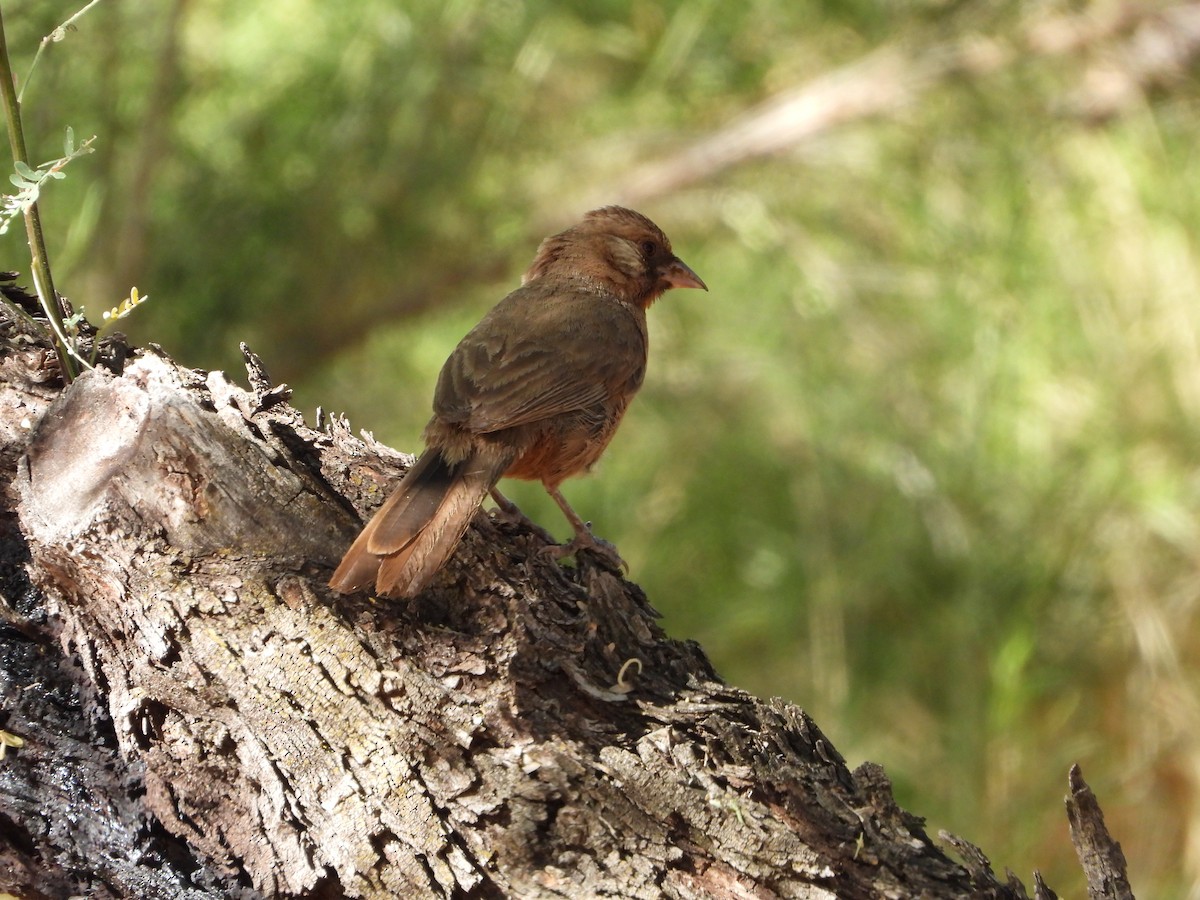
524;206;707;308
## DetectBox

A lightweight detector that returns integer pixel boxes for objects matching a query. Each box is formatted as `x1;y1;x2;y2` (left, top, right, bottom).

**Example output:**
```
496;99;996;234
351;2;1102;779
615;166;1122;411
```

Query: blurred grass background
5;0;1200;894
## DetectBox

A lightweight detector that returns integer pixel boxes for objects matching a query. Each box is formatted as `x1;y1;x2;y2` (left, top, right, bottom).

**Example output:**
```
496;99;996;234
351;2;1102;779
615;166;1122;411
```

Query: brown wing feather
366;450;460;555
433;283;647;436
375;448;511;597
329;446;513;598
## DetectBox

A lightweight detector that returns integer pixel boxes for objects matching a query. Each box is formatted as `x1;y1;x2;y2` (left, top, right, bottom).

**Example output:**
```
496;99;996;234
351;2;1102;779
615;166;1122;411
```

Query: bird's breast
502;395;631;487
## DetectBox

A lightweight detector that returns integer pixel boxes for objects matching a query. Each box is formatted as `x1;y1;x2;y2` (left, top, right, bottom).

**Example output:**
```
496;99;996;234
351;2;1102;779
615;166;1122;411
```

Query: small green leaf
13;160;37;180
64;126;75;155
9;174;26;188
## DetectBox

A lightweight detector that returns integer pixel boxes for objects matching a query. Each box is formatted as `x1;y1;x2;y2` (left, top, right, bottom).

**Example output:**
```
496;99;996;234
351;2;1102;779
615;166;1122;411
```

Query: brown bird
329;206;706;599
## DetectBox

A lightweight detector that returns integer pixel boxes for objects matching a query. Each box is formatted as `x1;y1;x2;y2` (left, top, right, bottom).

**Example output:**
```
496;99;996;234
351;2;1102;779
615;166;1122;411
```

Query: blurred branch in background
102;0;188;305
607;2;1200;206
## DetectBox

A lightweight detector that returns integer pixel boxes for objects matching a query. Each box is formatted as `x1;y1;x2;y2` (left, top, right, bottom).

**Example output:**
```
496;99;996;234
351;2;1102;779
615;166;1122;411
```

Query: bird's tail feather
328;448;510;598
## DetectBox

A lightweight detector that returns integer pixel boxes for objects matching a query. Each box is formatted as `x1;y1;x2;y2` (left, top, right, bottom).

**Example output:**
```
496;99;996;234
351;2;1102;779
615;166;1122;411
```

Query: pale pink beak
661;257;707;292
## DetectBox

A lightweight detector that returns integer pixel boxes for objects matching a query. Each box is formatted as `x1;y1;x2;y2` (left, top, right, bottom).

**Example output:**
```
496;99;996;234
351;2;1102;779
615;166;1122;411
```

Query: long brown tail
328;447;510;598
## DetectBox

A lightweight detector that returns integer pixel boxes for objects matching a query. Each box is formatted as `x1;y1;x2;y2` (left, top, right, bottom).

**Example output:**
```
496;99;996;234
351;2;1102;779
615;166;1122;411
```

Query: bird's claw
539;530;627;573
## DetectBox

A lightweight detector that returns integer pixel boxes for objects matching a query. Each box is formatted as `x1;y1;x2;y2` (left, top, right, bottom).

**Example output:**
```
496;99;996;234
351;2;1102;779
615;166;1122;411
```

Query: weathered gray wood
1066;765;1134;900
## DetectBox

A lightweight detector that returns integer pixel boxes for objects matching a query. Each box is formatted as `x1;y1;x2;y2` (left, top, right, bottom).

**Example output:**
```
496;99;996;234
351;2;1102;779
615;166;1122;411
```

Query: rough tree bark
0;293;1131;898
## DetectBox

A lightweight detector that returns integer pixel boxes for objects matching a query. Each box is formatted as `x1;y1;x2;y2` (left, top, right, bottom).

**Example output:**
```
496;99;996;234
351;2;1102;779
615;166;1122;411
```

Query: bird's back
427;280;649;486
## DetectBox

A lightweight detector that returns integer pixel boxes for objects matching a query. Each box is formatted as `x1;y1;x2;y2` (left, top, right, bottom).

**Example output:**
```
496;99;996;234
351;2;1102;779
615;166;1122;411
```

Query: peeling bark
0;302;1127;898
1066;765;1134;900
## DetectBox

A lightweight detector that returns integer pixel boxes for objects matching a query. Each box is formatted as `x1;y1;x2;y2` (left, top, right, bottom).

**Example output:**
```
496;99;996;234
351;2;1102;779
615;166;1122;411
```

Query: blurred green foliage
5;0;1200;894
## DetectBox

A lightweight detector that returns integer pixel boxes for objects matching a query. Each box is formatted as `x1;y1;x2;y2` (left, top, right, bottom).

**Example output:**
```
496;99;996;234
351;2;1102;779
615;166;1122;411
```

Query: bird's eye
641;240;657;256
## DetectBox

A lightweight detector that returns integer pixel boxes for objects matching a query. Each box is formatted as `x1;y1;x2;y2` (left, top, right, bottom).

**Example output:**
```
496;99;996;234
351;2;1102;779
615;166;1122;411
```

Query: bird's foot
540;527;627;574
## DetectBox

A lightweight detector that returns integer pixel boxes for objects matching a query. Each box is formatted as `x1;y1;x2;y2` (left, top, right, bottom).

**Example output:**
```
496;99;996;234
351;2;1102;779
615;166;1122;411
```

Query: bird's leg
489;486;557;542
489;486;522;518
541;484;627;572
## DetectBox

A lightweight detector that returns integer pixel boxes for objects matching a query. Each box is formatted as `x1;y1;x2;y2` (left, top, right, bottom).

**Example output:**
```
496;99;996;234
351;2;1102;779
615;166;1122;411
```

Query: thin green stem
19;0;105;104
0;5;77;382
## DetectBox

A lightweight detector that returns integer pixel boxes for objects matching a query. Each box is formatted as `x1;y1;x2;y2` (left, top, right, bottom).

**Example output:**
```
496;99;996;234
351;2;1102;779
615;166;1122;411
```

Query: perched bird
329;206;706;599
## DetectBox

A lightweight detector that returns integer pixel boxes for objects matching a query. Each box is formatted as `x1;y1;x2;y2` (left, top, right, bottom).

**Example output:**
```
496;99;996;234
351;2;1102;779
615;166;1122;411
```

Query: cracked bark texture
0;306;1108;898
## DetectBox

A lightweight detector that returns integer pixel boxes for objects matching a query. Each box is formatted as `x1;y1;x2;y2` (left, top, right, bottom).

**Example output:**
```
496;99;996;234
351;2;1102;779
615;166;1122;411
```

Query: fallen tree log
0;298;1129;898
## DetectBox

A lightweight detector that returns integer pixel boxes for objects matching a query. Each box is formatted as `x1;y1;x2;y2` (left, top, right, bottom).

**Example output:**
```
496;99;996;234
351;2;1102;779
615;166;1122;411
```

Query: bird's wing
432;283;646;435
